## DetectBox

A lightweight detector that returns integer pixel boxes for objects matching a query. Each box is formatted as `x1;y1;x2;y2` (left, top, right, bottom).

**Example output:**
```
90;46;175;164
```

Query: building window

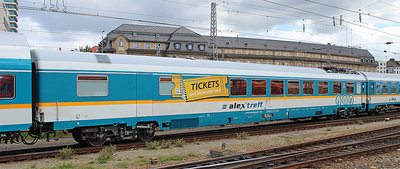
257;51;262;55
159;77;174;95
247;50;251;55
298;63;303;67
145;43;150;48
333;82;342;94
118;41;124;47
287;81;300;95
187;43;193;50
174;43;181;50
134;43;139;48
271;80;284;95
9;11;15;15
303;81;314;95
251;80;266;95
275;61;280;65
230;79;247;96
0;75;15;99
318;81;328;94
198;44;205;51
77;75;109;97
237;50;241;54
346;82;354;94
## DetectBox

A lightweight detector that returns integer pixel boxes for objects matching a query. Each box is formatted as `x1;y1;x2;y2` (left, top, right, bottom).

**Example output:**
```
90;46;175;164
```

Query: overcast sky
18;0;400;61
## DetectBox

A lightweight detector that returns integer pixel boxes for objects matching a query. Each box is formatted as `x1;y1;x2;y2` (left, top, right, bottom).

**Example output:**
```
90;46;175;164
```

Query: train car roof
31;49;365;80
0;32;31;60
363;72;400;82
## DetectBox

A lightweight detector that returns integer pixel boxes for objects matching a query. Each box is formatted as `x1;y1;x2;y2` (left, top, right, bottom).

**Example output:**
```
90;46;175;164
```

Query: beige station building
100;24;377;72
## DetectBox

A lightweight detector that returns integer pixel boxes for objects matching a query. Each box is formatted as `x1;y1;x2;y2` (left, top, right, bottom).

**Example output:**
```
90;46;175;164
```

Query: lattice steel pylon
210;2;218;60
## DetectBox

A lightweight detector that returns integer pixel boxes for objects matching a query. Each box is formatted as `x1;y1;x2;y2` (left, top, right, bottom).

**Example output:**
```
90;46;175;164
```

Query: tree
79;45;91;52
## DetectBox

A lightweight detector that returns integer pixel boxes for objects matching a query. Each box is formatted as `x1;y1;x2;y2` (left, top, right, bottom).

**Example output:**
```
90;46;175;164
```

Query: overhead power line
261;0;400;38
304;0;400;24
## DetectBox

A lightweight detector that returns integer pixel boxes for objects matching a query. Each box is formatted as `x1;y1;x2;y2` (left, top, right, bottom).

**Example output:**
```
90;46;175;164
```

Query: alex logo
222;102;263;110
335;95;354;105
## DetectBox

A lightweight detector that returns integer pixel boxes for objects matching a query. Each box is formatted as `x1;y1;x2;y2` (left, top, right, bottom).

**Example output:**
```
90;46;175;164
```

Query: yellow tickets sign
172;75;229;101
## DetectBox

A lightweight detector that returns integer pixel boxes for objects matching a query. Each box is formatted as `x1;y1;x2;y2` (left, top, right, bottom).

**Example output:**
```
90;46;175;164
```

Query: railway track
0;113;399;163
160;124;400;169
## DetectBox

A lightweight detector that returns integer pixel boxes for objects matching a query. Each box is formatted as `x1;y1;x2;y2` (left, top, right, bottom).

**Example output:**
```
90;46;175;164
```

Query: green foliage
357;120;364;125
88;161;95;164
135;159;148;163
194;138;200;145
96;144;116;164
146;141;160;150
51;163;75;169
236;131;250;140
188;153;198;157
59;147;74;160
137;156;144;158
29;163;37;169
161;140;173;149
79;45;92;52
326;126;333;131
158;155;185;162
116;162;129;168
174;138;186;147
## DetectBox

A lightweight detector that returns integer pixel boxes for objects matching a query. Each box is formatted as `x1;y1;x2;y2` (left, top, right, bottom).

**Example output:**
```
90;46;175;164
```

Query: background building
377;61;387;73
0;0;10;32
386;58;400;74
100;24;378;72
1;0;17;32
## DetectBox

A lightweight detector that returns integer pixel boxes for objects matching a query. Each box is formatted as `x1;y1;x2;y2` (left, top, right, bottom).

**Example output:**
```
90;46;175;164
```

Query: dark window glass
376;83;381;94
187;44;193;50
382;82;388;94
333;82;342;94
199;45;205;51
303;81;314;95
318;81;328;94
271;80;284;95
251;80;266;95
391;82;396;94
287;81;300;95
0;75;14;99
230;79;247;96
370;83;375;94
346;82;354;94
118;41;124;47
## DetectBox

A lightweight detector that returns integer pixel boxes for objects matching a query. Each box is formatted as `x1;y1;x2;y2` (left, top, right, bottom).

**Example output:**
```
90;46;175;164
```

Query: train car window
303;81;314;95
251;80;266;95
0;75;15;99
318;81;328;95
77;75;108;97
231;79;247;96
287;81;300;95
356;82;362;94
382;82;388;94
271;80;284;95
391;82;396;94
370;83;375;94
346;82;354;94
159;77;174;95
376;83;381;94
333;82;342;94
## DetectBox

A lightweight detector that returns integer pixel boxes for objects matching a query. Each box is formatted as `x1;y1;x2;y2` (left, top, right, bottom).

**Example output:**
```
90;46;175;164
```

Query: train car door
136;73;153;117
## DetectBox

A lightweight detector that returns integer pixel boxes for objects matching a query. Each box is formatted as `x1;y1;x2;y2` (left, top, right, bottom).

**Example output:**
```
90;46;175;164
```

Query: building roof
387;59;400;67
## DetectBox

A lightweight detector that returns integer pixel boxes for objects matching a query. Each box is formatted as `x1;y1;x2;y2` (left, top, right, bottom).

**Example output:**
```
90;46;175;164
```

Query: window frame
287;80;300;95
333;81;342;94
134;43;139;48
346;82;354;94
174;43;181;50
76;75;109;97
318;81;329;95
270;80;284;95
376;83;381;94
0;74;15;100
230;79;247;96
118;41;124;47
391;82;396;94
382;82;388;94
145;43;150;49
303;81;314;95
251;79;266;96
159;76;174;96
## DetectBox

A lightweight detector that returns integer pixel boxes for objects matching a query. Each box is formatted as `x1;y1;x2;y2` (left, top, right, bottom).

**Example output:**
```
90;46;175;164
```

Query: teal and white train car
0;32;399;146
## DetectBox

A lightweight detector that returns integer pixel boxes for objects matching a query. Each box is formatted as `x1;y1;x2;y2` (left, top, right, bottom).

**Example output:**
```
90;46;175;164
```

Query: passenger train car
1;32;400;146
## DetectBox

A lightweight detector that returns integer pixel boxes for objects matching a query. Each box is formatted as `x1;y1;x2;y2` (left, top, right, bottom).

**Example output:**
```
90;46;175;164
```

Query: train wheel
72;132;86;145
86;136;107;147
137;127;155;142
